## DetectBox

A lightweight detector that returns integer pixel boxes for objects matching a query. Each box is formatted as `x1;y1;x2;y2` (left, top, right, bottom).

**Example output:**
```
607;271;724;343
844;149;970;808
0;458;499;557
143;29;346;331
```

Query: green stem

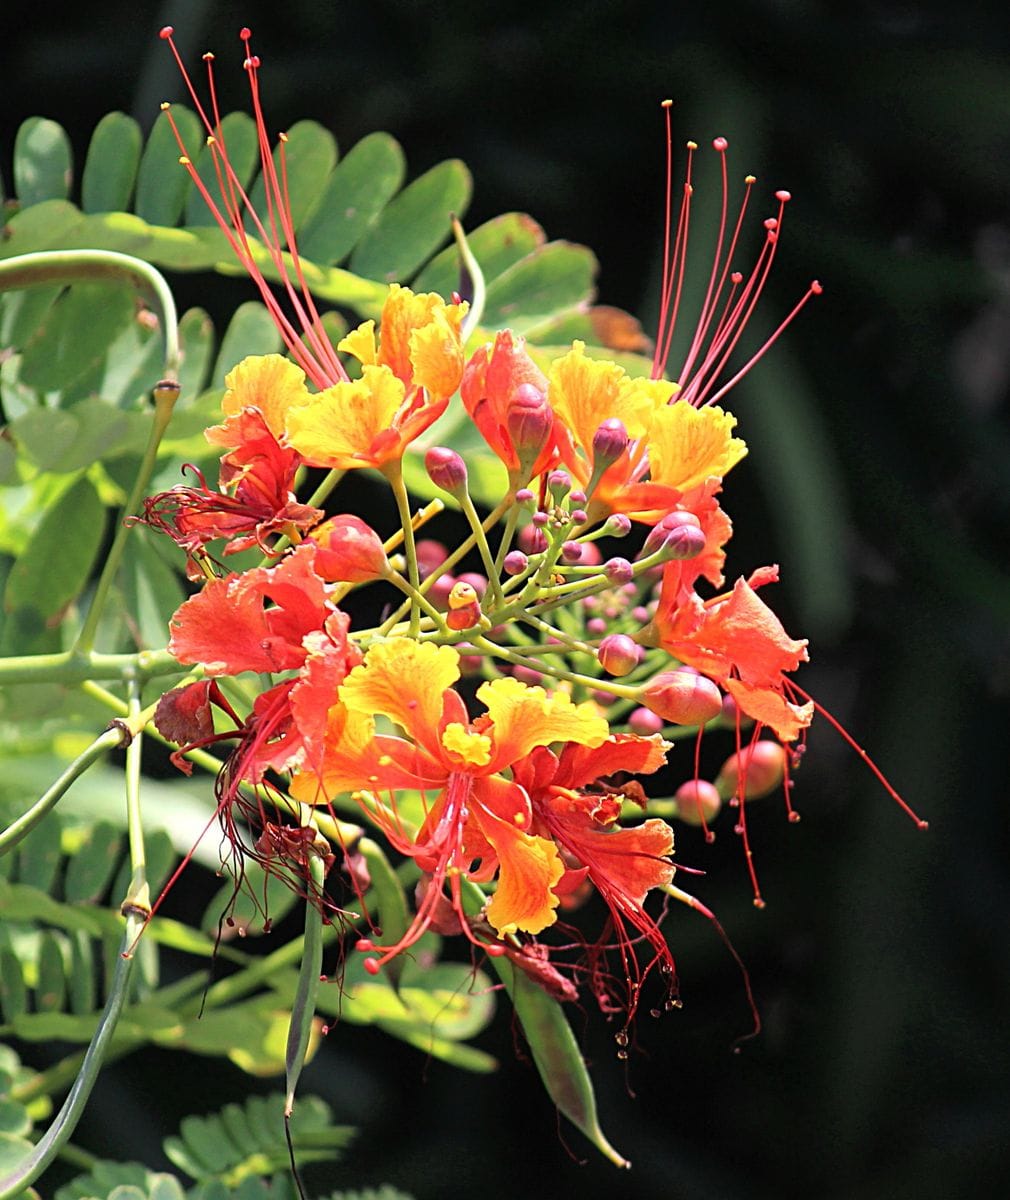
0;647;181;687
0;725;128;858
384;460;422;636
75;381;179;654
378;495;512;636
0;250;180;376
458;490;506;606
0;913;143;1199
284;849;326;1117
493;504;522;575
121;676;150;917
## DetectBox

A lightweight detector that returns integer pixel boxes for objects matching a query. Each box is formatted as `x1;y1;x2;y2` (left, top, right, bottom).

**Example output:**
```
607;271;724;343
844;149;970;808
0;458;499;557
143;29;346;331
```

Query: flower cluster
148;28;925;1030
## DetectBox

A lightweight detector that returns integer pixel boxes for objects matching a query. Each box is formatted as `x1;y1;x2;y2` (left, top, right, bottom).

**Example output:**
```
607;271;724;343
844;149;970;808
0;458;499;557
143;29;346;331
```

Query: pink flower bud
642;510;705;560
548;469;571;500
639;667;723;726
597;633;641;677
456;571;488;599
506;384;552;476
415;538;448;580
628;706;665;735
605;513;633;538
716;740;787;800
561;540;584;564
586;617;608;636
425;446;468;495
604;556;634;585
518;524;548;554
427;573;456;610
592;417;629;467
673;780;722;826
309;515;390;582
503;550;528;576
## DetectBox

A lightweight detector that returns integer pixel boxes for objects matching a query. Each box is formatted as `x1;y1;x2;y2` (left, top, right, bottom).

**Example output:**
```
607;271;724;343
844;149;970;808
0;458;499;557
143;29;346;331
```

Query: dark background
4;2;1010;1198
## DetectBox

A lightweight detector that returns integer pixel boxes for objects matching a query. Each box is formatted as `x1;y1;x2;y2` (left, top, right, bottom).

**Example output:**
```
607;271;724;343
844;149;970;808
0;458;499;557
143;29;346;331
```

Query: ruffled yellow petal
376;284;465;387
483;827;564;937
285;365;405;469
441;723;492;768
647;401;748;493
339;639;460;752
548;341;671;452
220;354;312;438
409;309;465;401
337;320;377;367
477;676;609;770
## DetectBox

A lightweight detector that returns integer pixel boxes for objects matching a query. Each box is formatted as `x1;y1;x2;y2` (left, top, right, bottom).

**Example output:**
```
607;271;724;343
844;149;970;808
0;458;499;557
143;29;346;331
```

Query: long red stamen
789;683;929;829
648;105;822;408
158;26;349;389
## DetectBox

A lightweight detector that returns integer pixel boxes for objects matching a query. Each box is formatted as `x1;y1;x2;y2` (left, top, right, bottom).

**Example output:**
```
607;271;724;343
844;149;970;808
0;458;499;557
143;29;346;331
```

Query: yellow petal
337;320;377;367
220;354;311;438
648;401;747;493
483;828;564;937
548;341;670;453
339;639;460;751
285;366;405;469
409;309;465;401
477;676;609;769
441;723;492;768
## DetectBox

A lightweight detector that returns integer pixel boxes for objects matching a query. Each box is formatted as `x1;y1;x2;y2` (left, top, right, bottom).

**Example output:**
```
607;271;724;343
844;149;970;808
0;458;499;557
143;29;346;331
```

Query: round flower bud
309;514;390;583
715;740;787;800
673;780;722;826
426;573;457;610
503;550;528;576
592;417;629;467
597;633;642;677
604;556;634;585
415;538;448;580
548;469;571;501
642;510;703;558
628;706;665;735
517;524;548;554
561;540;584;564
586;617;608;636
425;447;468;496
506;386;552;476
445;580;482;630
604;513;633;538
514;487;535;505
639;667;723;726
456;571;488;599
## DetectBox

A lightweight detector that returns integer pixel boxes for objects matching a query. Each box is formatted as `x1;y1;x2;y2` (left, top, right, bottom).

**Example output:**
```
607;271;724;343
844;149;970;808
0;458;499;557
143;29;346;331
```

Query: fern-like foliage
53;1093;354;1200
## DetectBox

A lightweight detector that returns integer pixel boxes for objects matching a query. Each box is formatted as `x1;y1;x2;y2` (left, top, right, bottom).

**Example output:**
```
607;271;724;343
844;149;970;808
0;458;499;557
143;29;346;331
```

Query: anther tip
713;136;729;152
159;26;173;39
661;98;674;108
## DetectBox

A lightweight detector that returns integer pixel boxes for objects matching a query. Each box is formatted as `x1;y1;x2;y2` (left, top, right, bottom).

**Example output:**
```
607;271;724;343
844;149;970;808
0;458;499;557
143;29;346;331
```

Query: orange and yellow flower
290;640;609;964
285;285;466;472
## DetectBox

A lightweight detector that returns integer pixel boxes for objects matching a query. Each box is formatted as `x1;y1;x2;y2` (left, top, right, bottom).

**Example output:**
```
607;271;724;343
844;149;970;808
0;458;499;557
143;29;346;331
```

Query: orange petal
477;676;609;770
724;679;814;742
339;639;460;757
471;775;564;937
